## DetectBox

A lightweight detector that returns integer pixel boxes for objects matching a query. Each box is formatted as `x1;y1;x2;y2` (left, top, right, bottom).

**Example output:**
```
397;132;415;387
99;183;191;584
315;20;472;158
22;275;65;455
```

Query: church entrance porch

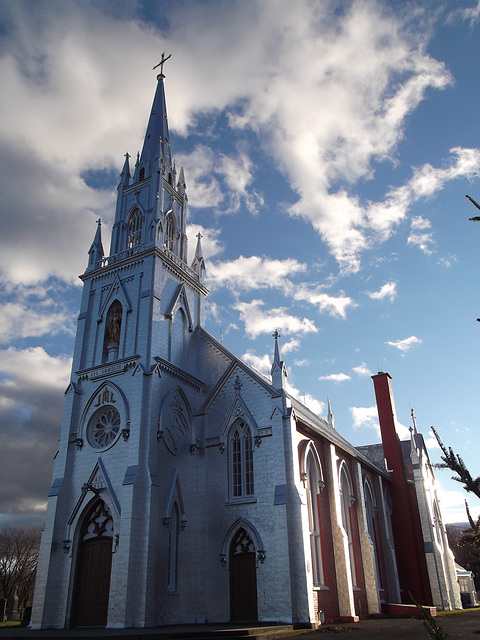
229;528;258;622
71;500;113;627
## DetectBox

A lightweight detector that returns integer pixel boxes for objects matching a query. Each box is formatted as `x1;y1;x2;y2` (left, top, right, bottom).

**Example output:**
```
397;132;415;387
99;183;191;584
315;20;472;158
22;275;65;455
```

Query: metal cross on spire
153;52;172;76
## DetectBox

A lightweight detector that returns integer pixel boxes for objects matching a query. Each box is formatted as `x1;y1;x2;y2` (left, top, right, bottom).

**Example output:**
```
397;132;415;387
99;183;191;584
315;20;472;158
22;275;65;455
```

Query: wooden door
230;529;258;622
71;501;113;627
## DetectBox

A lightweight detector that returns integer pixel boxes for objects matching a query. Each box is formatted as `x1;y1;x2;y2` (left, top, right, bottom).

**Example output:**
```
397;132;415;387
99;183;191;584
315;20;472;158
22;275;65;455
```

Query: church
31;70;461;629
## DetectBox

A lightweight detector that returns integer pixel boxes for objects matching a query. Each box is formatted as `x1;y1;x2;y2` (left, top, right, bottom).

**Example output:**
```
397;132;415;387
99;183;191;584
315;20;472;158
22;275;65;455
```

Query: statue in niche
106;303;122;345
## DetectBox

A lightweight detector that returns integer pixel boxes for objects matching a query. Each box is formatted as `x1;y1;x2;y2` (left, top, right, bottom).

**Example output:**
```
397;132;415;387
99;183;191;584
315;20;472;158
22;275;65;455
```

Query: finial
153;52;172;77
196;232;203;241
411;408;418;435
273;329;281;341
96;218;101;226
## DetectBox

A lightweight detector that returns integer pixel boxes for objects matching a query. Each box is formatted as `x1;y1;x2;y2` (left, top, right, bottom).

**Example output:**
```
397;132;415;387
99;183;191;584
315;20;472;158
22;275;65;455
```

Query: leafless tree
0;526;41;618
432;426;480;545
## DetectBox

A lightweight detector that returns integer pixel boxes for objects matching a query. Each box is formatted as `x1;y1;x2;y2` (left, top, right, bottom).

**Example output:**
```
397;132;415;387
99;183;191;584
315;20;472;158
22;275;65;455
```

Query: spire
177;166;186;196
191;232;206;280
139;72;172;177
119;152;130;189
86;218;104;271
271;330;287;390
327;398;335;429
411;408;418;436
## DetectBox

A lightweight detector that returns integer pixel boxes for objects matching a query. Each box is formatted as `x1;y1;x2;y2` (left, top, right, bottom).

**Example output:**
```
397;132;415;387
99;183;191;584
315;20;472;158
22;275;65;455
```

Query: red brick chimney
372;372;432;605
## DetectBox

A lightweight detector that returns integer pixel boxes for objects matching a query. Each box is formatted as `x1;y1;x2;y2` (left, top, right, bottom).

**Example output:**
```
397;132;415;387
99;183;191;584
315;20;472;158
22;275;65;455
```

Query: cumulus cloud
386;335;422;354
207;256;306;293
0;300;75;345
408;216;435;255
234;299;317;339
350;404;411;439
281;338;301;354
350;406;380;435
242;350;271;376
352;362;373;377
367;282;397;301
293;284;357;319
0;347;71;525
319;373;351;383
1;0;474;284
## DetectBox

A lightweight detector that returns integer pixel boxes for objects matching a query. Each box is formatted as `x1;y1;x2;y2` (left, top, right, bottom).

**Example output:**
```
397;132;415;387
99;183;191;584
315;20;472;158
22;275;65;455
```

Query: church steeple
108;64;191;263
137;72;172;181
271;330;287;390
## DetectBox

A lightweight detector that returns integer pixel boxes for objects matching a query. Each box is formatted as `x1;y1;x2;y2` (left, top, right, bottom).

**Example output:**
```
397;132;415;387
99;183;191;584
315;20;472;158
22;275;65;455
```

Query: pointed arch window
229;421;254;500
164;211;176;253
126;208;142;248
340;464;358;587
306;450;325;586
364;477;382;589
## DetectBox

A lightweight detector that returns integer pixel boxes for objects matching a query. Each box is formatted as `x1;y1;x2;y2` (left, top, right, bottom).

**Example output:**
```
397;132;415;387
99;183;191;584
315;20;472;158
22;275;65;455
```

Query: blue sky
1;0;480;527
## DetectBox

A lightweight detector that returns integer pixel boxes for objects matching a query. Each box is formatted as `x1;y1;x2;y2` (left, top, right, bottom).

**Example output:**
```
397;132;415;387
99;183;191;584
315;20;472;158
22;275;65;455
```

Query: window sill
313;585;329;591
225;498;257;506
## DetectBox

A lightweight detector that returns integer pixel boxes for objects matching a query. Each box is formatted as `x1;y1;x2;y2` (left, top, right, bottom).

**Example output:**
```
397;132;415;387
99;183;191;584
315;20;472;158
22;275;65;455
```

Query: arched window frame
164;210;176;253
305;448;326;587
364;476;382;588
228;420;254;501
103;299;123;363
126;207;143;249
339;462;358;587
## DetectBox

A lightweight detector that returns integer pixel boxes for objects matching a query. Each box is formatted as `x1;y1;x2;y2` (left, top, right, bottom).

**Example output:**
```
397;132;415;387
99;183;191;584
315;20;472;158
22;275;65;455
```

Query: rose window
87;406;121;449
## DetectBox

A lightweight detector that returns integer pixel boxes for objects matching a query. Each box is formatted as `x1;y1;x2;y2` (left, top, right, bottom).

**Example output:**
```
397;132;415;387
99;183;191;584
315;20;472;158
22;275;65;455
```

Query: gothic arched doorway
230;528;258;622
71;500;113;627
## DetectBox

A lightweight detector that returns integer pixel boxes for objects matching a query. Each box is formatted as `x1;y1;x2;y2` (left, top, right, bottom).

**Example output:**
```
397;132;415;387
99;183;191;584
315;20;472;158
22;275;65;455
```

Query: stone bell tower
32;66;209;629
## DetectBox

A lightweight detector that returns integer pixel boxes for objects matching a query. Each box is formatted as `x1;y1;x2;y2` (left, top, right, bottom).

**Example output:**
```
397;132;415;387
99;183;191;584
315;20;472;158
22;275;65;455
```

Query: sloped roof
199;328;390;478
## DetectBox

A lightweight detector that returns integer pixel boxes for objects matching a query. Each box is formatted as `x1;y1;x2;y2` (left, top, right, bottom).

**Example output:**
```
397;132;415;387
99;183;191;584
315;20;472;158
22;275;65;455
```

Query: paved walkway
300;608;480;638
1;609;480;640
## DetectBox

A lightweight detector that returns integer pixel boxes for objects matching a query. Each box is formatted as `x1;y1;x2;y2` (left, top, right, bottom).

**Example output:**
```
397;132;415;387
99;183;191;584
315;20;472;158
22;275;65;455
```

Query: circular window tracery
87;406;121;449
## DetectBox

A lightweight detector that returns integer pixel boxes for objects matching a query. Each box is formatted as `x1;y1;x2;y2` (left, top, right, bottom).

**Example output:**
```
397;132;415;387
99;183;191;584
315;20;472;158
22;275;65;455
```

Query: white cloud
293;285;357;319
454;1;480;27
408;215;435;254
367;282;397;301
294;359;309;367
0;302;74;345
207;256;306;293
436;484;480;524
350;406;380;435
186;224;224;262
0;347;71;392
234;299;317;339
282;338;301;353
217;152;264;215
285;381;325;417
177;146;224;209
1;2;478;286
319;373;351;383
353;362;373;377
242;351;271;376
350;404;411;439
386;335;422;354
